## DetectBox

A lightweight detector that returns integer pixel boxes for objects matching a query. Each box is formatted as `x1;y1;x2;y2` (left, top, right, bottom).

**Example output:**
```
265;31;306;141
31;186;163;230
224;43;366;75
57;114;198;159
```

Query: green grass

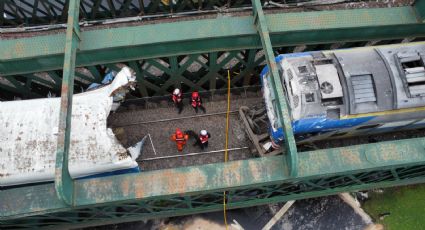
362;185;425;230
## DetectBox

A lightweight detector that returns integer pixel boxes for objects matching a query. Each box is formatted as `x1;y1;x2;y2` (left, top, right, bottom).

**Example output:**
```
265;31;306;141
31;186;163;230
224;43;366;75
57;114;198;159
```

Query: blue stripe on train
0;167;141;189
260;52;376;143
76;166;141;180
270;116;375;143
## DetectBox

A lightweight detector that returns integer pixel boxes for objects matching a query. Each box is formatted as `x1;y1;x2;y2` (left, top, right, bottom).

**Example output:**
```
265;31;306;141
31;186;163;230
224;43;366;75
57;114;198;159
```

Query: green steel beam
3;136;425;221
0;79;42;98
415;0;425;22
1;0;393;27
55;0;81;206
1;6;425;76
251;0;298;176
4;178;425;229
71;137;425;206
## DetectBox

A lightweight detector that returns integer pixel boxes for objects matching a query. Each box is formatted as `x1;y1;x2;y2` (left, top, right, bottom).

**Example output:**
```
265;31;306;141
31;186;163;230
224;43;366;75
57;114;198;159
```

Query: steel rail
123;85;261;102
140;147;250;161
111;110;239;127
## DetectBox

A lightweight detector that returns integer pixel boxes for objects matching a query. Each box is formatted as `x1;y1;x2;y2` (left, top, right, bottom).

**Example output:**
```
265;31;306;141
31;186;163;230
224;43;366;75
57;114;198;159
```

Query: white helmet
200;130;207;136
173;88;180;95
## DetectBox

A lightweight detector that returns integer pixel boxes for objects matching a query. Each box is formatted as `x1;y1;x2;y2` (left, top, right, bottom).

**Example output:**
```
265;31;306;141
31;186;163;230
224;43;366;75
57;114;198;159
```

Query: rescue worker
197;130;211;150
170;128;189;151
191;91;206;113
172;88;183;114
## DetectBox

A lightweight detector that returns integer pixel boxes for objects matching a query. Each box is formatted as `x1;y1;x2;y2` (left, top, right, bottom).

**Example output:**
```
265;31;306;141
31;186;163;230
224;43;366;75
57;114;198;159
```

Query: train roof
375;44;425;110
0;68;139;186
331;42;425;115
272;42;425;121
331;46;395;114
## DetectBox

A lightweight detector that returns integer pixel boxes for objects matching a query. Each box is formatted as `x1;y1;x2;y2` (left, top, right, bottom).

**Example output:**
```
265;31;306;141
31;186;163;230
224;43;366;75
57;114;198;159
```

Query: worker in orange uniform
172;88;183;114
191;91;206;113
170;128;189;151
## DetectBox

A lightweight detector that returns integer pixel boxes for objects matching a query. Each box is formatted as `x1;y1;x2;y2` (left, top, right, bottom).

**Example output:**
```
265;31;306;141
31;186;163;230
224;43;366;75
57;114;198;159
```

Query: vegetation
362;185;425;230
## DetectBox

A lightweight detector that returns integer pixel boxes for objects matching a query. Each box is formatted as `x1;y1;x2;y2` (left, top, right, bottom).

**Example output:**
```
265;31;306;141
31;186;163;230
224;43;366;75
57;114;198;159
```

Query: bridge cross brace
55;0;81;206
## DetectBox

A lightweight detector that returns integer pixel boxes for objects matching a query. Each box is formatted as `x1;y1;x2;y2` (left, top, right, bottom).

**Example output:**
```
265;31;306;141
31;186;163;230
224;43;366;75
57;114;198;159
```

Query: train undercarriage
239;105;283;156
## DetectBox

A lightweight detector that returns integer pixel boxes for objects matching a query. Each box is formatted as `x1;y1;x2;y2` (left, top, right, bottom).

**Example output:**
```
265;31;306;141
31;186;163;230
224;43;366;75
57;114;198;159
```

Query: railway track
109;96;262;171
111;110;240;128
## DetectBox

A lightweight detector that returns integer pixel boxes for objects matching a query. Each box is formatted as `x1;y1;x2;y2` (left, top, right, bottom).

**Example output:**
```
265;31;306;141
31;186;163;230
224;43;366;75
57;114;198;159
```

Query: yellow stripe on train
341;106;425;119
322;41;425;55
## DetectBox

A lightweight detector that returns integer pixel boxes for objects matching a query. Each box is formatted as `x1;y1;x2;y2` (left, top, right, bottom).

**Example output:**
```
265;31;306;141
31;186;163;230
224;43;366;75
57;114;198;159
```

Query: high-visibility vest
191;96;201;107
199;134;209;144
172;93;182;103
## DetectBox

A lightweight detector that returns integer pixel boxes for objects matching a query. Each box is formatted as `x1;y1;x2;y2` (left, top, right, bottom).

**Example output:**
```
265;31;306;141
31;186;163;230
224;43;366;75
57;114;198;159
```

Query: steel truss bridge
1;0;425;228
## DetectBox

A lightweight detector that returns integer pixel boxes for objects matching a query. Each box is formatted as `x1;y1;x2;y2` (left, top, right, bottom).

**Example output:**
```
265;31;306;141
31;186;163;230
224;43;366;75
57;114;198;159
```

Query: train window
351;74;377;103
287;69;294;81
298;66;308;74
289;81;294;95
282;80;291;104
322;97;343;106
293;95;299;108
356;124;381;130
278;68;284;79
305;93;315;102
313;58;333;65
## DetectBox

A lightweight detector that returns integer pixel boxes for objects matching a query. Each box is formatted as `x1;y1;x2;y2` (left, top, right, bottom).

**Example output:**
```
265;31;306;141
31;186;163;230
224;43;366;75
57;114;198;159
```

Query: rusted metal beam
252;0;298;176
1;6;425;76
55;0;81;206
3;136;425;224
415;0;425;22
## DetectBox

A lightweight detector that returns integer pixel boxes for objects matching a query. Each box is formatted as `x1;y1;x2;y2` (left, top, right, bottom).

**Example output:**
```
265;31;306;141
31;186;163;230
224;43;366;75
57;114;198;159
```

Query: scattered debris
364;224;384;230
378;212;391;220
339;193;373;225
231;219;245;230
261;200;295;230
127;136;147;160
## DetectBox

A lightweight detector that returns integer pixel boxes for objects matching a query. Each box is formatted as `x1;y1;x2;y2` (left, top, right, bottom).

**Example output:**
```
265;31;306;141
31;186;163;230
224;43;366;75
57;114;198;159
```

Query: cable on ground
223;69;231;230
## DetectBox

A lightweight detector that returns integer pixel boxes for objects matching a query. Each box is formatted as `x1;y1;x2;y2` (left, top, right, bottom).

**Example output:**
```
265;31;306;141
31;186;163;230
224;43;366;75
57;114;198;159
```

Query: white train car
0;67;142;187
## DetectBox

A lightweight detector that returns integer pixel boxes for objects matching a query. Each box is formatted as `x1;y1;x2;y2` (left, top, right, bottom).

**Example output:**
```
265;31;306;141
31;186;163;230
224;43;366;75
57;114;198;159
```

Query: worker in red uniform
172;88;183;114
191;91;206;113
197;129;211;150
170;128;189;151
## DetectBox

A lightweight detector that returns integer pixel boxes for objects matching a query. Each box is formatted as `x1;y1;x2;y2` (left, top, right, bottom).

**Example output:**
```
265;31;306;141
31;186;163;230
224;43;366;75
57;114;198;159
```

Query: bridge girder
1;1;425;229
1;5;425;77
3;137;425;228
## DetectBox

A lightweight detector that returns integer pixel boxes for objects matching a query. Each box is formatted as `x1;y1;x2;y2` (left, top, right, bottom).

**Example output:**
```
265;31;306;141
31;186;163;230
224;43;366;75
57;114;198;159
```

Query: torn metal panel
0;67;139;186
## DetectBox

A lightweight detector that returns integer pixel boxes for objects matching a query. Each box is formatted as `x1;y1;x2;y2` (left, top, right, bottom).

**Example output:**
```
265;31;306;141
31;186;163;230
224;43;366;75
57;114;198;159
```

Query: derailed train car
261;42;425;147
0;67;143;187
